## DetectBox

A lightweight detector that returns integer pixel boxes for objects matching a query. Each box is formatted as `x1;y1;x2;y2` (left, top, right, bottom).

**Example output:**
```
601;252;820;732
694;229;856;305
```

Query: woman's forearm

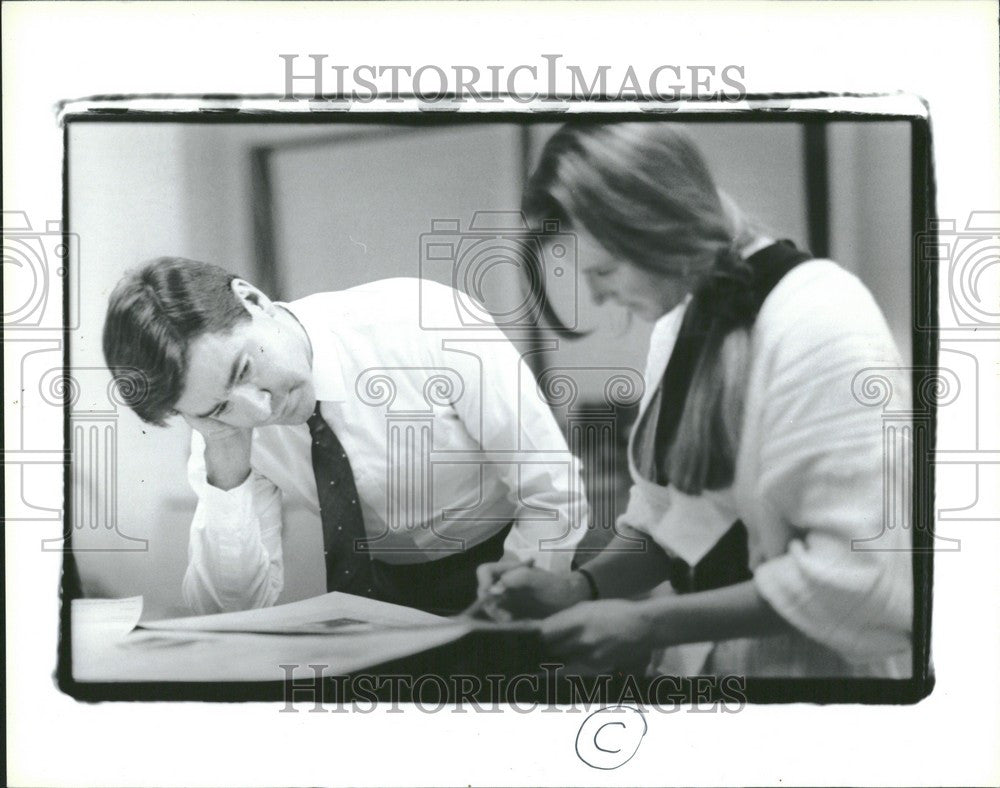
637;580;791;647
577;527;674;599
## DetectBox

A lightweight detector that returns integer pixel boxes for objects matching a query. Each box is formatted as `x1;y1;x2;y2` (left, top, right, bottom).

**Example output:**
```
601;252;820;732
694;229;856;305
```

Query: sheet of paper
77;622;476;682
138;591;451;634
72;596;144;636
72;594;478;681
72;595;543;682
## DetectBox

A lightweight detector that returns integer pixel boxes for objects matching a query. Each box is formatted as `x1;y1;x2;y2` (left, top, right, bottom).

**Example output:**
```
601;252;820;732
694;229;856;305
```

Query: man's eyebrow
194;354;244;419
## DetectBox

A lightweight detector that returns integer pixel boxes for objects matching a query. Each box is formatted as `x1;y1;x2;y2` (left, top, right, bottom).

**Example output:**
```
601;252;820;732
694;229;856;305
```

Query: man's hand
474;559;592;620
183;414;253;491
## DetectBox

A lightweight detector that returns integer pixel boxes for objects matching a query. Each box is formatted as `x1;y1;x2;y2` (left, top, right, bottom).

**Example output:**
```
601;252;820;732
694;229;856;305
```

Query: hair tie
691;246;758;330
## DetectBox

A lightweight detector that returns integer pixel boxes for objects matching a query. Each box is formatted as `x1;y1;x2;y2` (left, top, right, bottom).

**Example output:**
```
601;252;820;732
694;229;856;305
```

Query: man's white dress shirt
182;278;588;614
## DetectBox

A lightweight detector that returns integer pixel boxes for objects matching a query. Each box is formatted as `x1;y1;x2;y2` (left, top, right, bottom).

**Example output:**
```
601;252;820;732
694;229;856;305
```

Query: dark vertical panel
249;146;282;299
518;123;548;379
519;123;533;187
58;120;82;695
909;116;937;691
804;122;830;258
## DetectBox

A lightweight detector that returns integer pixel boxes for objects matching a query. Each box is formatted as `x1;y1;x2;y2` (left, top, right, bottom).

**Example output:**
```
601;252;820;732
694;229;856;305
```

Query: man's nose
232;385;272;422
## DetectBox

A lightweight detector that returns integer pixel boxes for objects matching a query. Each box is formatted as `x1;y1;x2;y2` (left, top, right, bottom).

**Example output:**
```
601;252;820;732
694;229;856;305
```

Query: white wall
829;121;912;360
69;124;197;617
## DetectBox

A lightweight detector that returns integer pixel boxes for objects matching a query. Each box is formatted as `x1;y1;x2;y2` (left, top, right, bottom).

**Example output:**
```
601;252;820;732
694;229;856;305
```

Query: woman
476;122;913;678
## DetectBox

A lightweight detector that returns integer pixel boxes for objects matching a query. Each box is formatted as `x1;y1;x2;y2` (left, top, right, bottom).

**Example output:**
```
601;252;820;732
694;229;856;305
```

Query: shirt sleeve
493;375;589;574
182;430;285;614
749;266;914;662
424;285;588;573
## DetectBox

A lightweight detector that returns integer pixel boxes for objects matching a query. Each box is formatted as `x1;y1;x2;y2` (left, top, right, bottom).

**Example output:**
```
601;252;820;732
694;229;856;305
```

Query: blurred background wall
68;118;912;618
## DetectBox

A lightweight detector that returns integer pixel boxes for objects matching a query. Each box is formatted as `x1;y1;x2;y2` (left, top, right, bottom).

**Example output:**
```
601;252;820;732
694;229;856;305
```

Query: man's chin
274;407;312;426
278;389;316;425
289;397;317;424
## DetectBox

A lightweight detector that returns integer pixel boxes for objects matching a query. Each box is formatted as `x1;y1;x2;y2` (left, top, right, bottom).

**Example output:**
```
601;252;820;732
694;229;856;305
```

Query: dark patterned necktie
307;403;375;597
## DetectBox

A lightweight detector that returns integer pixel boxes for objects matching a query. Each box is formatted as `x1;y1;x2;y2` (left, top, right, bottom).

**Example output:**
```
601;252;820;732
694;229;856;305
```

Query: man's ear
230;278;276;317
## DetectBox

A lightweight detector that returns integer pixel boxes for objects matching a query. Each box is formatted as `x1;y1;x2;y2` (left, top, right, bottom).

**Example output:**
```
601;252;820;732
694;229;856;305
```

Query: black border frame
56;93;938;705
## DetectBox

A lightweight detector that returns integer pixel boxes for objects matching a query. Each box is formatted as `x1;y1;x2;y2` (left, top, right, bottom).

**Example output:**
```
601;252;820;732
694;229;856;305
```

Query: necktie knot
307;403;329;438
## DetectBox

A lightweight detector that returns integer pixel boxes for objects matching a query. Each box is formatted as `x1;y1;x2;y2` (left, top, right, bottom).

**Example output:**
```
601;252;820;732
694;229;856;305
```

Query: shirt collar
278;299;347;403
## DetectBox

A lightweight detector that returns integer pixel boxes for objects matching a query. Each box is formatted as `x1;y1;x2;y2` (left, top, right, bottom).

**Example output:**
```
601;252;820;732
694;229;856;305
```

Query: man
103;257;587;615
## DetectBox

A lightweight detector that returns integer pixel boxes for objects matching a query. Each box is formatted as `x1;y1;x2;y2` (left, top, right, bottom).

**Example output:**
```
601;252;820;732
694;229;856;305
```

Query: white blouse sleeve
748;263;914;662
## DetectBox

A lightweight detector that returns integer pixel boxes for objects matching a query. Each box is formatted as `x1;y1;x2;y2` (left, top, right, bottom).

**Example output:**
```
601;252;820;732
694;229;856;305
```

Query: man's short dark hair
103;257;251;425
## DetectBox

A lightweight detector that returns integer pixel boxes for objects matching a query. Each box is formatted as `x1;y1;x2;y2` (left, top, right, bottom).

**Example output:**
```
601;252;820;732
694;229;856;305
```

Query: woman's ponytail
663;245;754;494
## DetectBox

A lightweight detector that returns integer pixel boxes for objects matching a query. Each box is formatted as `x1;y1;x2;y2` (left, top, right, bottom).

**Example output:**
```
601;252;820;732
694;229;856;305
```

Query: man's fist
183;414;254;491
182;412;251;443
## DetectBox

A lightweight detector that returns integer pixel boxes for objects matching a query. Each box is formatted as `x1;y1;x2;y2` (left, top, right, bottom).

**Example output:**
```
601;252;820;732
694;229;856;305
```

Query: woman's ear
230;278;277;316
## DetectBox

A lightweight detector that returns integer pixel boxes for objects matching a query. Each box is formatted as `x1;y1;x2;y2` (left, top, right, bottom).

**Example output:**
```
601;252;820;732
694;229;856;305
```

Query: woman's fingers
493;567;535;593
540;613;613;668
539;608;586;645
475;561;508;597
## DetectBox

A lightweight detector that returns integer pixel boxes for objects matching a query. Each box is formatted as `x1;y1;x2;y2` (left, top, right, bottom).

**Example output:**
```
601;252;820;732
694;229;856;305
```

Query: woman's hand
474;561;591;620
540;600;654;670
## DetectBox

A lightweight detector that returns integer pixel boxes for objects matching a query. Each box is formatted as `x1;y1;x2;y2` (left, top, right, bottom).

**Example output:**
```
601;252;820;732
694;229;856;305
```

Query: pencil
458;558;535;619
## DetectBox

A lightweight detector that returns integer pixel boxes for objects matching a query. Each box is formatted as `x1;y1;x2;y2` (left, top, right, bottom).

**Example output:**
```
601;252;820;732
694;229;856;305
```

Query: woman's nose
587;277;611;306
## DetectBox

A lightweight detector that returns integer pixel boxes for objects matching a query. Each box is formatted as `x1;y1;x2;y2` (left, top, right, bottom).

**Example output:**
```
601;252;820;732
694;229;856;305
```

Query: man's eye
238;359;251;382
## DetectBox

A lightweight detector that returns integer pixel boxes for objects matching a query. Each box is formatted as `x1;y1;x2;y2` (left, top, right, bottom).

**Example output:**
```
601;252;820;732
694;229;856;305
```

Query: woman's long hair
523;122;759;494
